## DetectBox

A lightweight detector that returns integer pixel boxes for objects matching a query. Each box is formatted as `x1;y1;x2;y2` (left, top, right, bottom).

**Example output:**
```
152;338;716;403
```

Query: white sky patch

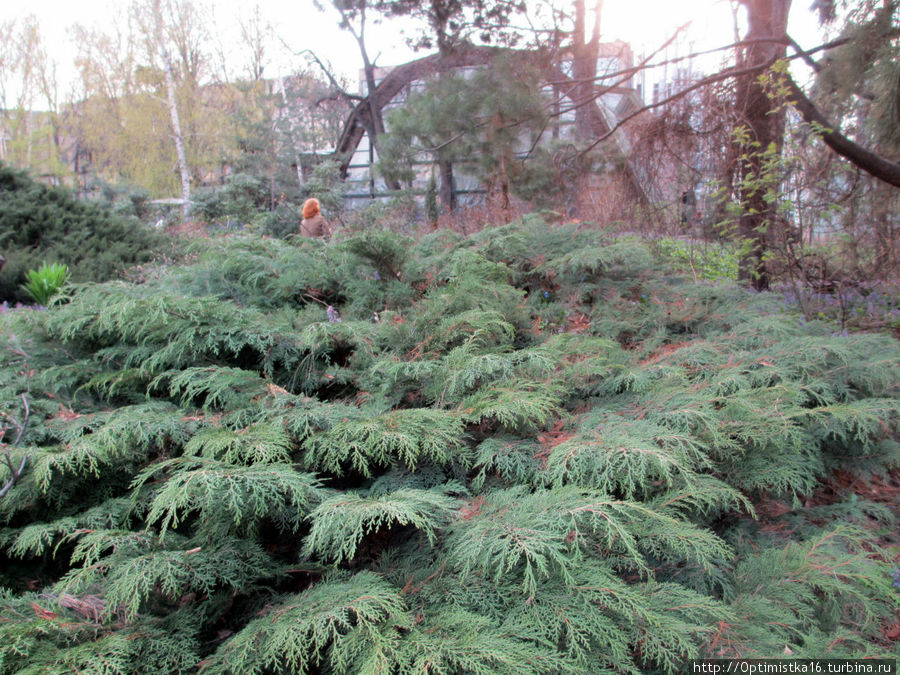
2;0;829;105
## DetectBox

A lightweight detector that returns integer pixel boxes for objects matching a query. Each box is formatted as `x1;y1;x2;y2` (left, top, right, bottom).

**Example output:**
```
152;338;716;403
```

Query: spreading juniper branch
2;222;898;672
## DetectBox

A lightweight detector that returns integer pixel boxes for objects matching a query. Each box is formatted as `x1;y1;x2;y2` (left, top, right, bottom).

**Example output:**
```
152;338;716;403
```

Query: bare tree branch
544;33;863;93
783;73;900;188
551;25;686;119
0;394;30;499
296;47;362;107
575;34;874;158
786;34;822;73
579;59;775;155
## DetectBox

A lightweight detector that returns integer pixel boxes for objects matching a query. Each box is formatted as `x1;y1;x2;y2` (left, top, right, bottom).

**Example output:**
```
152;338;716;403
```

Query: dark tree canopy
373;0;528;53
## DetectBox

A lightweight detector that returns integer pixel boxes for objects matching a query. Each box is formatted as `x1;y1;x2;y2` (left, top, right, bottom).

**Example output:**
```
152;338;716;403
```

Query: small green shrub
95;181;155;222
21;262;69;306
656;236;740;281
190;173;271;226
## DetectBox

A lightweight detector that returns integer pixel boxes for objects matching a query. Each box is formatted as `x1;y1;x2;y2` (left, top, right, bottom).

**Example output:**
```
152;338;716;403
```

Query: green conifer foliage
1;217;898;673
0;166;168;303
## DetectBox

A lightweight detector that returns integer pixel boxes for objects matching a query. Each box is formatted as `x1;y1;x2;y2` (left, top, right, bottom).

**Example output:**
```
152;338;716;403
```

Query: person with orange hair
299;198;332;238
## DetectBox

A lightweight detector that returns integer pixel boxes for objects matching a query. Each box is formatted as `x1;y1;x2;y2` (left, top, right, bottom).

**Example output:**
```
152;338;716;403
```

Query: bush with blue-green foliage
0;215;897;673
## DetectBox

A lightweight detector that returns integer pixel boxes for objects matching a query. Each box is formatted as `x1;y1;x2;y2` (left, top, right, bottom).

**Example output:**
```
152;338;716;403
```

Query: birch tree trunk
152;0;191;219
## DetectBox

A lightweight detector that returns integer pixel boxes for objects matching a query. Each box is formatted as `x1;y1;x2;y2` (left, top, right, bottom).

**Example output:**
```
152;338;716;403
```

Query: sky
2;0;829;101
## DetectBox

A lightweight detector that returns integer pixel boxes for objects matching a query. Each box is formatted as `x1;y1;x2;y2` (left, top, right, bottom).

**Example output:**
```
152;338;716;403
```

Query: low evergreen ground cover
0;216;898;673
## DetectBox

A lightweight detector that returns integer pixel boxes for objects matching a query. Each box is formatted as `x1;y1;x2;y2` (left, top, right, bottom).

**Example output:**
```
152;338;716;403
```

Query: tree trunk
486;111;511;214
572;0;603;141
153;0;191;220
341;1;401;192
436;45;456;214
734;0;792;291
162;53;191;219
438;152;456;214
360;56;402;192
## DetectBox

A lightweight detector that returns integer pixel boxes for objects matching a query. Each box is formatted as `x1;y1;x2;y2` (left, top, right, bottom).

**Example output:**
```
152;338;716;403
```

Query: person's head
302;198;321;220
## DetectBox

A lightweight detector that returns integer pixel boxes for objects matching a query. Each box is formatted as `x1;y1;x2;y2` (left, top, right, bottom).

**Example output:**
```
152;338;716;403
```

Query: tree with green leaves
378;55;549;212
0;16;67;181
69;0;237;201
368;0;530;211
374;0;528;54
221;71;345;209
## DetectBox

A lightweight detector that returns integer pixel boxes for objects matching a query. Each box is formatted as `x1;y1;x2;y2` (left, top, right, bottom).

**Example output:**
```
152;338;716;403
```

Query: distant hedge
0;165;168;303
